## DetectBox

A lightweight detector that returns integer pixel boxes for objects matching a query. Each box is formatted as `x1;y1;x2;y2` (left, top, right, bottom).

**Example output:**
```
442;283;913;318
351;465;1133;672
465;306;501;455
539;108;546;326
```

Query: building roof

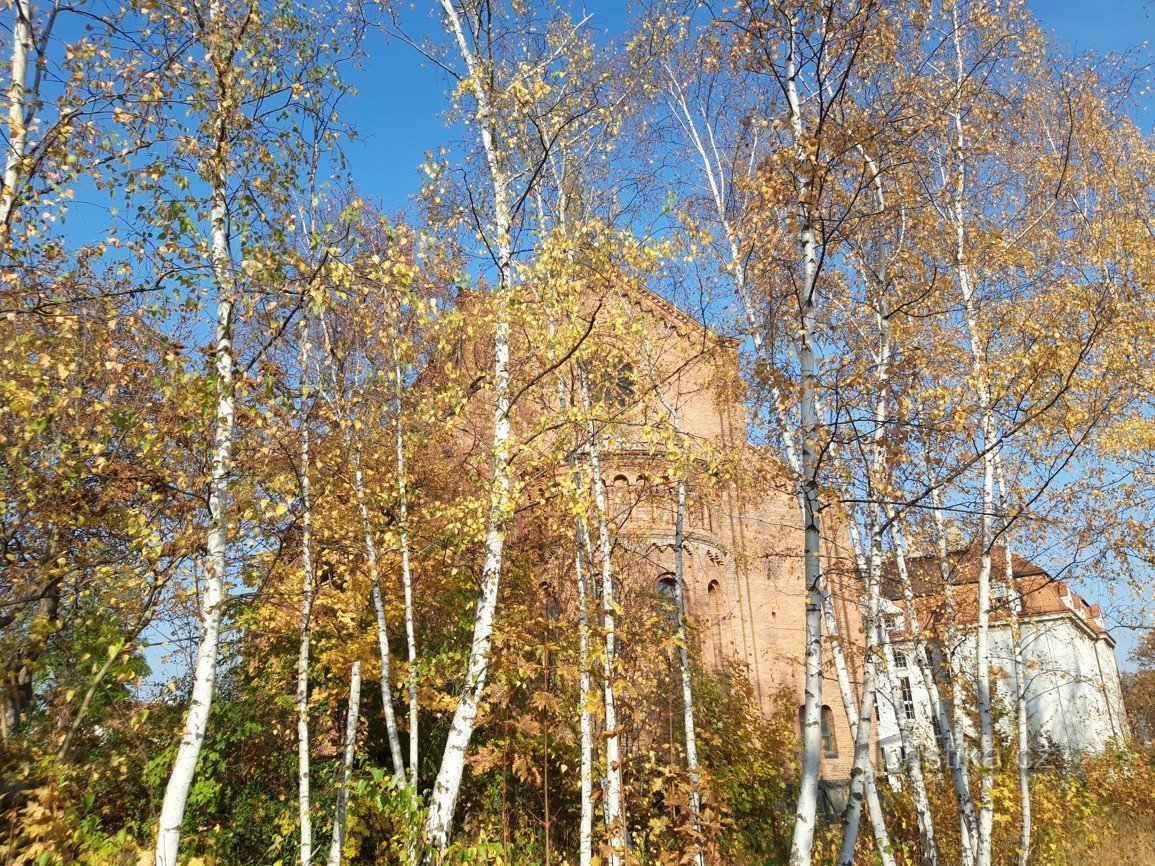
885;543;1113;643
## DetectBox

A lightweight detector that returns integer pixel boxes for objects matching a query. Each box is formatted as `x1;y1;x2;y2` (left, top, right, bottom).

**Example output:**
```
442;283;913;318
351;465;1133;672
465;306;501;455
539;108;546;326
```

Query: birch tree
146;2;348;861
152;3;241;858
421;1;597;850
327;660;362;866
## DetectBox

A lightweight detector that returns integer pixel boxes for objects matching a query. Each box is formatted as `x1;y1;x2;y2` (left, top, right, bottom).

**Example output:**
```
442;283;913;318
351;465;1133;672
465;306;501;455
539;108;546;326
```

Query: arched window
656;574;679;633
707;579;725;667
798;705;839;759
611;474;630;521
659;475;677;524
821;706;838;758
637;474;652;522
540;580;559;622
591;362;637;407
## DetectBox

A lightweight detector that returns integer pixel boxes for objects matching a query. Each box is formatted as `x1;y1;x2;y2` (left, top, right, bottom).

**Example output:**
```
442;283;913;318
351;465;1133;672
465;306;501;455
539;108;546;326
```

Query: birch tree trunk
424;1;517;850
577;365;627;865
350;440;406;781
786;14;825;862
837;519;884;866
928;482;978;866
880;622;937;866
665;53;895;865
950;9;997;858
155;5;235;861
672;477;705;866
392;340;419;788
327;661;362;866
0;0;31;249
892;511;978;866
296;317;315;865
840;142;910;866
648;387;706;866
823;582;893;866
572;513;595;866
994;456;1031;866
562;381;595;866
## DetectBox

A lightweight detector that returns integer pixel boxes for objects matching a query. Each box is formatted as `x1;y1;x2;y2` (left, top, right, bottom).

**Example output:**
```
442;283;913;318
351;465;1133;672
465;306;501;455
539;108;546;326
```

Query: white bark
577;365;627;865
425;1;517;850
327;661;362;866
296;318;315;865
823;582;893;866
880;621;938;866
350;440;406;781
994;456;1031;866
928;482;978;866
786;15;824;863
950;8;996;859
562;374;594;866
155;4;235;860
0;0;31;247
393;340;419;789
837;520;886;866
667;44;895;865
892;512;978;866
839;142;905;866
651;389;705;866
572;515;595;866
674;481;705;866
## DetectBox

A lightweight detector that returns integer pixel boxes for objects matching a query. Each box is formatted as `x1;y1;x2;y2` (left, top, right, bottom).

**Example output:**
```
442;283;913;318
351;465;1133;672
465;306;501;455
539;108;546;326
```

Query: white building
875;545;1127;775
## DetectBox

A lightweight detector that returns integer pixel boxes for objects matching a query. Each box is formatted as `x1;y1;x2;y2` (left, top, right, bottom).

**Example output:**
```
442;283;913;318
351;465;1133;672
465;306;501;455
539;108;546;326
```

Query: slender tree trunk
424;3;517;850
928;482;978;866
786;14;825;862
0;0;31;249
573;515;595;866
296;317;316;865
823;581;894;866
972;454;996;866
949;8;996;862
550;306;594;866
155;5;235;857
994;457;1031;866
350;441;406;781
673;476;705;866
669;55;896;865
880;623;938;866
646;384;706;864
839;517;899;866
393;340;419;789
892;512;978;866
577;365;627;865
327;661;362;866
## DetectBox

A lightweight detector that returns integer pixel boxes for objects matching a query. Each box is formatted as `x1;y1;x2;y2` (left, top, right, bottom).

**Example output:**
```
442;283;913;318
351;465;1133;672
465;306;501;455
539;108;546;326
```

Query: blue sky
340;0;1153;215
